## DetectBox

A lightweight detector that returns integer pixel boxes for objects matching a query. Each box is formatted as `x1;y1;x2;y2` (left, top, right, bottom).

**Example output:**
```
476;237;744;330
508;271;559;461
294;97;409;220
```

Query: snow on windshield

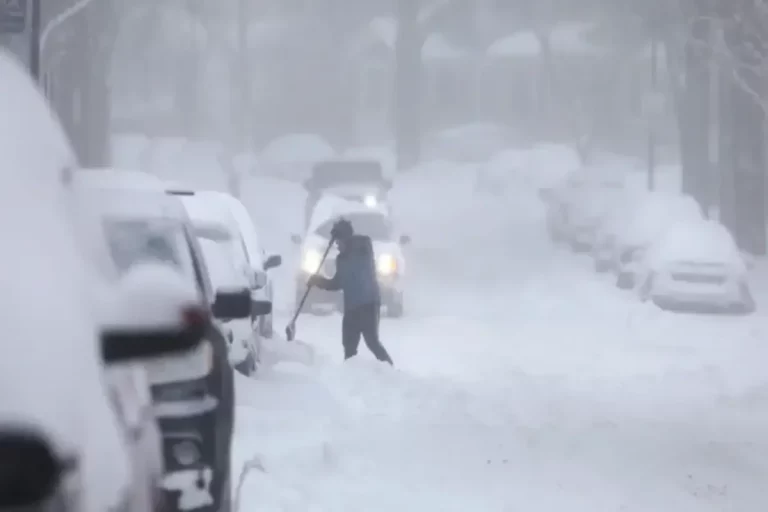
197;237;245;289
104;218;193;276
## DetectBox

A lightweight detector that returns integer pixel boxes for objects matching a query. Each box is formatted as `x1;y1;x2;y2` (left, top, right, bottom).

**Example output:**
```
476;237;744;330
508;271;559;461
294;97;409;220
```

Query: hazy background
2;0;766;253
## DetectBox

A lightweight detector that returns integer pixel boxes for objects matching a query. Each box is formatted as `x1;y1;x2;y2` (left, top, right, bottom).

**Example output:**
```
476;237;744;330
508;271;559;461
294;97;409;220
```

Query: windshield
315;213;392;241
104;218;194;277
197;238;244;289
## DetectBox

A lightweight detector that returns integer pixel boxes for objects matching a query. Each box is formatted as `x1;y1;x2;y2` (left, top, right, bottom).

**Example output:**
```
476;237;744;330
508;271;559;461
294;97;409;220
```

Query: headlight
377;254;397;275
301;249;323;274
364;194;377;207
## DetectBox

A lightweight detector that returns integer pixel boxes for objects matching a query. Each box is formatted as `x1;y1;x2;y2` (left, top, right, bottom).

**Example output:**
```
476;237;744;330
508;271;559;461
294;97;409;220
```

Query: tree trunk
394;0;422;170
724;0;767;254
679;5;711;209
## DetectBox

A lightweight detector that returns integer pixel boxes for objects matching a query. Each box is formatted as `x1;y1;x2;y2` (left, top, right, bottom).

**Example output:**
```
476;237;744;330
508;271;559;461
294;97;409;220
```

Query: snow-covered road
226;161;768;511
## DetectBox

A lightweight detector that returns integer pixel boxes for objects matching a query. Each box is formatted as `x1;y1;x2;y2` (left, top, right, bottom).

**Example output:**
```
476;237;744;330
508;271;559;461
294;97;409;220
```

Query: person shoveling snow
306;219;394;365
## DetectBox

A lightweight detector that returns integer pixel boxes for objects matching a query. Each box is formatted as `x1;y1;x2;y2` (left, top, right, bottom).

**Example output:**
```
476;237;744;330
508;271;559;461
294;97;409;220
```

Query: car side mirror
100;263;205;364
399;234;411;245
264;254;282;270
0;427;66;508
291;234;302;244
212;287;252;320
251;299;272;317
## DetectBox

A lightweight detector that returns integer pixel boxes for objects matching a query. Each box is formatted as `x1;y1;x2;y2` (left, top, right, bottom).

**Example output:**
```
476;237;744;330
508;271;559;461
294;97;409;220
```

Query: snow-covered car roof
648;219;743;269
307;194;389;234
78;182;190;223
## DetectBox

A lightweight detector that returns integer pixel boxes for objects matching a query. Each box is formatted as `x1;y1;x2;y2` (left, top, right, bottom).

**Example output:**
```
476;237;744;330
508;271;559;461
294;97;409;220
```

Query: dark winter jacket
313;235;380;311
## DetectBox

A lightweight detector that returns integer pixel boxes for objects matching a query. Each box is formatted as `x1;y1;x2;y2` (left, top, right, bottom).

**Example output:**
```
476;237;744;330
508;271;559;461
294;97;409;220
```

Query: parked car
591;191;647;272
636;219;754;313
292;194;410;317
611;194;703;289
195;221;262;376
73;173;264;512
167;189;281;339
0;51;203;512
545;170;624;249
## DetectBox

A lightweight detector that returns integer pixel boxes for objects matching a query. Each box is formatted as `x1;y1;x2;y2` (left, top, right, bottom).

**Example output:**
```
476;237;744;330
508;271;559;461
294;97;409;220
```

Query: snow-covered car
560;184;624;252
303;159;393;229
195;221;264;376
591;191;646;272
546;170;624;250
636;220;754;313
73;175;255;512
0;51;204;512
291;195;410;317
475;149;525;196
612;194;703;289
168;188;281;339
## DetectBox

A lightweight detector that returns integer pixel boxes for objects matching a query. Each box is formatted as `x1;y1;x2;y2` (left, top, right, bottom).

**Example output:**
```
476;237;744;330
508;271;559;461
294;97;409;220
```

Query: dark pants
342;302;393;364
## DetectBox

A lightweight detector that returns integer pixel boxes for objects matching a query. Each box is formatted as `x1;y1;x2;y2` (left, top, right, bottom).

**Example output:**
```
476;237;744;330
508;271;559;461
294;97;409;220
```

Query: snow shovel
285;237;335;342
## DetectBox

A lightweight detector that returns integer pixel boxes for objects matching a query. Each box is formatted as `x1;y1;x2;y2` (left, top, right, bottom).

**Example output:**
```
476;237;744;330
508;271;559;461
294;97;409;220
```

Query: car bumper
154;383;228;512
649;273;745;307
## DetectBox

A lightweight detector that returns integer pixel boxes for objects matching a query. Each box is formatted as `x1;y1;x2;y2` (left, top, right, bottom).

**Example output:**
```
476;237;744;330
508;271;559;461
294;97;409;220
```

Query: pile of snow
648;220;745;271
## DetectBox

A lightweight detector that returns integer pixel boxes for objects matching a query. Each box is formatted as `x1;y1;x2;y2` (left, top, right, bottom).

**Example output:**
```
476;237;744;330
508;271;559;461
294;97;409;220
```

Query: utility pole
394;0;422;170
29;0;41;81
647;37;657;191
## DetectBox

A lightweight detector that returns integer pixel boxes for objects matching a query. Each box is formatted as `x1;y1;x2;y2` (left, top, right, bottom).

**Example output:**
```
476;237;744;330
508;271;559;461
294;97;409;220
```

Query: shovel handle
285;237;336;336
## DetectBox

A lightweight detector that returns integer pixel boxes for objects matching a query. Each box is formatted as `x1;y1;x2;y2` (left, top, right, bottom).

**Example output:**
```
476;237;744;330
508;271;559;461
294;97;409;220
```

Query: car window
103;217;194;279
315;212;392;241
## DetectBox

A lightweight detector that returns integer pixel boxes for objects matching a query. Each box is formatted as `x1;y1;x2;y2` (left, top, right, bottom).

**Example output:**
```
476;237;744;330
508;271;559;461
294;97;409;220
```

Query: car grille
671;272;726;284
